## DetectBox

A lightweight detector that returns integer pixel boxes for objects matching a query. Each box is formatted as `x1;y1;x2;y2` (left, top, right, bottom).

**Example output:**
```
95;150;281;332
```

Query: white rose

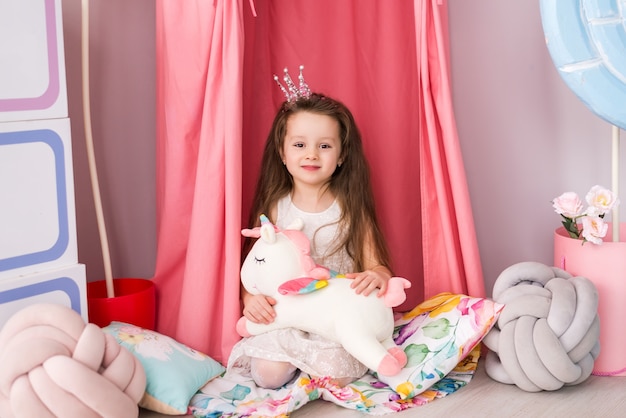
581;216;608;245
586;185;619;216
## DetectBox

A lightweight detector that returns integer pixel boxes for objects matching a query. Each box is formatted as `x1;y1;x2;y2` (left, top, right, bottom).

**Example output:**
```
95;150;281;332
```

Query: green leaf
561;217;580;238
422;317;452;339
404;343;429;367
220;384;251;402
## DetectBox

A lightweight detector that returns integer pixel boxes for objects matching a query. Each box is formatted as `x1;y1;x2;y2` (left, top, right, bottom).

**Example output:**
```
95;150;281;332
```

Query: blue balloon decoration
540;0;626;129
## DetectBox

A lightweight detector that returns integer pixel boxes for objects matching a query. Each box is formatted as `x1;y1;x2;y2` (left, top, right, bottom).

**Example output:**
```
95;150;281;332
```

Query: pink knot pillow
0;303;146;418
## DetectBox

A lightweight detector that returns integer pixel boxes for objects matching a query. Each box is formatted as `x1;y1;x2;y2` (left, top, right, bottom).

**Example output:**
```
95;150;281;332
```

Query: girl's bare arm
346;228;392;296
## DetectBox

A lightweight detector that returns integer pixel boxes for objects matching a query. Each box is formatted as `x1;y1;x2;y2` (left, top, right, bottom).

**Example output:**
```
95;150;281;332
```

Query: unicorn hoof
377;354;401;376
388;346;407;368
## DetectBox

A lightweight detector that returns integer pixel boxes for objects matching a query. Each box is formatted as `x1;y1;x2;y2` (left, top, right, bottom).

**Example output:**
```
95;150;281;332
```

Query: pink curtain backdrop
154;0;484;362
414;2;484;298
153;0;244;364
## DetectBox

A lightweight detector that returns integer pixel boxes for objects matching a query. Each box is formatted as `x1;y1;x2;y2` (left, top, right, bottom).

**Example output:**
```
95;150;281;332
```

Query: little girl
228;69;394;389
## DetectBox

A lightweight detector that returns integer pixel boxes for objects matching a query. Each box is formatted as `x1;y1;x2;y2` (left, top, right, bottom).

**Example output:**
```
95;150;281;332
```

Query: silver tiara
273;65;311;102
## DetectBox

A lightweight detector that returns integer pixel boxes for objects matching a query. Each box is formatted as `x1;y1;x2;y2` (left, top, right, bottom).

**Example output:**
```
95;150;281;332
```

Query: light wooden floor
292;362;626;418
140;360;626;417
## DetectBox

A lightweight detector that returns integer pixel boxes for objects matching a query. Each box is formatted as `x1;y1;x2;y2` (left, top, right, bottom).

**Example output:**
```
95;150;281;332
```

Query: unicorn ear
259;214;276;243
241;227;261;238
260;222;276;243
286;218;304;231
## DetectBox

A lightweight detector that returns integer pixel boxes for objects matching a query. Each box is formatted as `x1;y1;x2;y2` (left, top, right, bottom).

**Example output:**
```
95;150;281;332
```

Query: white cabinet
0;0;86;326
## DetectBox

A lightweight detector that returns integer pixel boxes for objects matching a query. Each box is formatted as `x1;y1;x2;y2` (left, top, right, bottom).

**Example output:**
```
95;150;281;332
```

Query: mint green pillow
103;321;225;415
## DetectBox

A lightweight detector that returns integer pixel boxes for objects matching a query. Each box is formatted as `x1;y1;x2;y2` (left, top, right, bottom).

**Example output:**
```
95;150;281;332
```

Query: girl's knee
250;358;297;389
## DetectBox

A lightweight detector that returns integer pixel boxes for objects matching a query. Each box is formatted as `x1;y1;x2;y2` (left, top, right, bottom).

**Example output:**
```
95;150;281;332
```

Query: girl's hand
346;267;391;297
243;293;277;324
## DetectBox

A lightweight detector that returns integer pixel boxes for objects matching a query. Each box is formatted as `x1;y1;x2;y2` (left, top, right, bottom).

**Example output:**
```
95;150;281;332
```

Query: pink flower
581;216;608;244
553;185;620;245
119;325;143;335
585;185;619;216
552;192;583;218
327;385;360;402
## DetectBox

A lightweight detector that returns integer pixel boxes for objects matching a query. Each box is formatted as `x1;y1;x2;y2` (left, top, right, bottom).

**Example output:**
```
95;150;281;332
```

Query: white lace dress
227;195;368;380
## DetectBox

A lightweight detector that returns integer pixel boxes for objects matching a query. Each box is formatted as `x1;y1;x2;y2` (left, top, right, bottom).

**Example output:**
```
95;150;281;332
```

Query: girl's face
282;111;342;189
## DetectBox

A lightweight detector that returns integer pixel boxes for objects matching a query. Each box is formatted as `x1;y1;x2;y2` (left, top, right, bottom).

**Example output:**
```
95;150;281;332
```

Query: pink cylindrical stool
554;223;626;376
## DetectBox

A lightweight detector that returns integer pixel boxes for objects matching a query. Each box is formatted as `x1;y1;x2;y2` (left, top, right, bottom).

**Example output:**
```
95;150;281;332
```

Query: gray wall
449;1;623;294
62;0;156;282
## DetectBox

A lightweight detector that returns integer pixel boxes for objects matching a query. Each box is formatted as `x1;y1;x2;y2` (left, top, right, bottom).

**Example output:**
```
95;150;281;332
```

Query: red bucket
87;278;156;330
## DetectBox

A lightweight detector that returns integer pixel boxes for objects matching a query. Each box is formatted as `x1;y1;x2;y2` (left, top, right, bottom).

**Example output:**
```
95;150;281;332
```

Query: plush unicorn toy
237;215;412;376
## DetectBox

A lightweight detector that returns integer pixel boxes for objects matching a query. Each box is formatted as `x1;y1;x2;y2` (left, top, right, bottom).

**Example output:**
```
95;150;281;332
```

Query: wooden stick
81;0;114;297
612;125;620;242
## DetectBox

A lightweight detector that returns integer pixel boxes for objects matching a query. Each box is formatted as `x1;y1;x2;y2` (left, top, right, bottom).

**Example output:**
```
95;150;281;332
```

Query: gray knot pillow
482;261;600;392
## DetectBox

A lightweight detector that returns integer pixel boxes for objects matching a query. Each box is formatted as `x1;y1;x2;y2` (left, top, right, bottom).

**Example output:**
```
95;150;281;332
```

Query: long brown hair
245;93;391;272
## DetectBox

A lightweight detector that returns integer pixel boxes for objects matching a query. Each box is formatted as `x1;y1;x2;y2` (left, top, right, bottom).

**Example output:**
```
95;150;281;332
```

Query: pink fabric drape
153;0;484;362
415;1;485;298
153;1;243;364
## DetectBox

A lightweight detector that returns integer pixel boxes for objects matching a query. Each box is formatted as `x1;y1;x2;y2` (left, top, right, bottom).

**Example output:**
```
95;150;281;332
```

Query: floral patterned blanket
188;292;501;417
189;348;478;417
189;346;479;417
